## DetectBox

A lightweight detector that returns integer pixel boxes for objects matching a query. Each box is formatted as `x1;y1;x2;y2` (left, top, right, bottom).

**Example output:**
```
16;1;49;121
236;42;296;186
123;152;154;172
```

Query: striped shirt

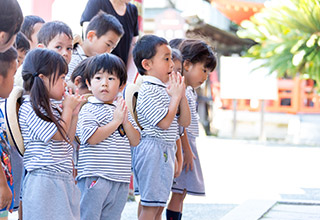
66;44;87;81
185;86;200;137
77;96;140;183
19;96;73;174
137;76;178;145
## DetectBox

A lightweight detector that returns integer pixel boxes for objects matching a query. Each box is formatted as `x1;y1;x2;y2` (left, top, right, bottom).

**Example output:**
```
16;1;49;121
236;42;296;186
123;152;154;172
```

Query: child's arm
121;98;141;146
86;98;126;145
174;138;183;178
177;92;191;127
181;129;196;173
157;73;184;130
0;164;12;211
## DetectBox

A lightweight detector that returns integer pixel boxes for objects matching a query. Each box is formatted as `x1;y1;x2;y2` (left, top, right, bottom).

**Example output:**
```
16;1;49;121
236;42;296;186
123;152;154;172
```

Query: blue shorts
22;169;80;220
133;137;175;207
77;177;129;220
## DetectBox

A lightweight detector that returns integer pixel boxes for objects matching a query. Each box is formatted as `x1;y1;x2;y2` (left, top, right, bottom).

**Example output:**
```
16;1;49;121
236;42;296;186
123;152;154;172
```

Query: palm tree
237;0;320;88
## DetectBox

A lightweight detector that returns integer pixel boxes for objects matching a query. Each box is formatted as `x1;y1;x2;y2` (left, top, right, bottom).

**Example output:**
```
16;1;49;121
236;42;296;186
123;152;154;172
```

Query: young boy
66;12;124;82
0;47;18;220
76;53;140;220
14;32;30;68
132;35;190;220
21;15;45;50
37;21;73;64
70;58;91;95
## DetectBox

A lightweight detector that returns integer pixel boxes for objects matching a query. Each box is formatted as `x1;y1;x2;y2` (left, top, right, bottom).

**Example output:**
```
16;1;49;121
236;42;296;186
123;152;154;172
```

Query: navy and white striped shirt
185;86;200;137
19;96;73;174
66;44;87;81
137;76;178;145
77;96;140;183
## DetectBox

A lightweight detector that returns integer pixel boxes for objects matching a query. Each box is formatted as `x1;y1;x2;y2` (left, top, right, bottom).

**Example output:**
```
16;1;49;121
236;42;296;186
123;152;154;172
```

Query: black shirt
81;0;139;65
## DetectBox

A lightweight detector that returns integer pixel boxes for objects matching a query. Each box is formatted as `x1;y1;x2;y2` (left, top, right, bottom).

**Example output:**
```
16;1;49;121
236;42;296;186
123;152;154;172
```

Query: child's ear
141;59;151;71
183;60;191;72
85;79;91;91
74;76;82;87
118;83;126;93
86;31;97;42
37;43;45;48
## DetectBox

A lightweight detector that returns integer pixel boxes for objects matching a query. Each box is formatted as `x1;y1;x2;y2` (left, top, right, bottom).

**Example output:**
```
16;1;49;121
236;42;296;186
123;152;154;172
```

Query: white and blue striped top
66;44;87;81
19;96;73;174
137;76;178;145
185;86;200;137
76;96;140;183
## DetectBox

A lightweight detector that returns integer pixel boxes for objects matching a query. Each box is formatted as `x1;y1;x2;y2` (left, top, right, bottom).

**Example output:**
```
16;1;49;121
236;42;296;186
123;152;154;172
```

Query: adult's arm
80;0;103;26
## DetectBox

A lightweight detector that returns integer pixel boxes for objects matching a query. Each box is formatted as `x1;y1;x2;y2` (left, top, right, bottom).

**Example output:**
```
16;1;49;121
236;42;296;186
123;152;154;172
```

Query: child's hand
183;147;196;173
63;88;86;114
166;72;185;100
174;159;183;178
0;182;12;211
113;97;126;125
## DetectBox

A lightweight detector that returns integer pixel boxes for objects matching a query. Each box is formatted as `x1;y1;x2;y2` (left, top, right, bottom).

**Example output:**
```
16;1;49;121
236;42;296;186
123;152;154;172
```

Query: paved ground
9;137;320;219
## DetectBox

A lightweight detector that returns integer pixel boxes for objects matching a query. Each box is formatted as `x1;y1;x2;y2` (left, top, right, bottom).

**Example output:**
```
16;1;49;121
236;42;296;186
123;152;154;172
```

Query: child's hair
22;48;69;142
0;0;23;43
179;39;217;72
169;38;184;49
133;35;168;75
71;58;91;90
21;15;45;42
14;32;30;53
0;47;18;77
37;21;73;47
171;48;182;62
85;53;127;87
86;11;124;38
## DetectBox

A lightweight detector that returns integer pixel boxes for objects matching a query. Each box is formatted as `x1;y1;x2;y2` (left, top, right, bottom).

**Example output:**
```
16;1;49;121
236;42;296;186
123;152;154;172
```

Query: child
167;39;217;220
0;0;23;53
67;11;124;81
76;53;140;220
14;32;30;68
37;21;73;65
69;58;91;95
132;35;190;220
0;47;18;220
19;48;84;219
21;15;45;49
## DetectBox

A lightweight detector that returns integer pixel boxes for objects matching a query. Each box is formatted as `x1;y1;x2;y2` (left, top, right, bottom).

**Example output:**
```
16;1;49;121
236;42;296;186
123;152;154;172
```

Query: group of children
0;0;217;220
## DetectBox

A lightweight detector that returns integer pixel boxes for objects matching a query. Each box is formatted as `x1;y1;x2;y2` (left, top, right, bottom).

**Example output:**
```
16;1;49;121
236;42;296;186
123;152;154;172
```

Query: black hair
85;53;127;87
0;47;18;77
179;39;217;73
22;48;69;143
169;38;184;49
37;21;73;47
71;58;91;90
86;11;124;38
0;0;23;43
172;48;182;62
133;35;168;75
21;15;45;42
14;32;30;52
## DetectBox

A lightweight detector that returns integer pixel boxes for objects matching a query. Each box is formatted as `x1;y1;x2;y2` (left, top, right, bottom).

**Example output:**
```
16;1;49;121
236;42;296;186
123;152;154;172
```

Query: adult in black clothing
81;0;139;83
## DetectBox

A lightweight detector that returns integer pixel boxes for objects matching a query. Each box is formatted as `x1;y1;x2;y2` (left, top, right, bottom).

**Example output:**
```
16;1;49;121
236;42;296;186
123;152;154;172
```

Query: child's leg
18;201;22;220
139;205;160;220
155;206;164;220
166;190;187;220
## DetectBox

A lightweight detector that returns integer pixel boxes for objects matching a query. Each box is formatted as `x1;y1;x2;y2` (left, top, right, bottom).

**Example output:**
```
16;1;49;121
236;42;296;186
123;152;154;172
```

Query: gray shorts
77;177;129;220
22;169;80;220
133;137;175;207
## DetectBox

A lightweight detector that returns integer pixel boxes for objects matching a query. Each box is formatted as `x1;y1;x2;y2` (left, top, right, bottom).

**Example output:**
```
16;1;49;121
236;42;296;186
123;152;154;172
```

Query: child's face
173;59;182;75
0;60;17;98
184;62;209;89
46;33;73;64
29;22;43;49
87;30;121;56
147;44;174;84
43;73;67;101
0;32;16;53
17;49;27;68
86;71;122;104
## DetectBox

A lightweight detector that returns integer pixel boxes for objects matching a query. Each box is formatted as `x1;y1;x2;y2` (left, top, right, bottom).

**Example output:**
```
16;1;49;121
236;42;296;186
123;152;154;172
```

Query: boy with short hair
20;15;45;49
76;53;140;220
0;47;18;220
66;12;124;81
37;21;73;64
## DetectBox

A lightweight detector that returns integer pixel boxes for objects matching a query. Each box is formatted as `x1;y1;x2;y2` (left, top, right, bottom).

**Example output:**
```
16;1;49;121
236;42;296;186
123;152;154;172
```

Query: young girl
19;48;85;220
167;39;217;220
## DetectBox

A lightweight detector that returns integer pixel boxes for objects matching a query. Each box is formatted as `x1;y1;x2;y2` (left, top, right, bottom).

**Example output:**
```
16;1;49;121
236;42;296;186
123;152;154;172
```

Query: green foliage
237;0;320;88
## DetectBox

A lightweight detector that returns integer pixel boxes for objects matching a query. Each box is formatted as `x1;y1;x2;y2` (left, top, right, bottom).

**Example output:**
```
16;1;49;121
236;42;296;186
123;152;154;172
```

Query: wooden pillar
31;0;55;22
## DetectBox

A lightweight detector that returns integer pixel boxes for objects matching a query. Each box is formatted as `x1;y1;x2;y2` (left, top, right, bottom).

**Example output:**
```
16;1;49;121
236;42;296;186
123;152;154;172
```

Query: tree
237;0;320;88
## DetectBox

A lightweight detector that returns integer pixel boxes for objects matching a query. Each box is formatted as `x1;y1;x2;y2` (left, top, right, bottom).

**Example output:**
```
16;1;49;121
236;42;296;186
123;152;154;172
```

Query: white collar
142;75;166;87
88;96;115;105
